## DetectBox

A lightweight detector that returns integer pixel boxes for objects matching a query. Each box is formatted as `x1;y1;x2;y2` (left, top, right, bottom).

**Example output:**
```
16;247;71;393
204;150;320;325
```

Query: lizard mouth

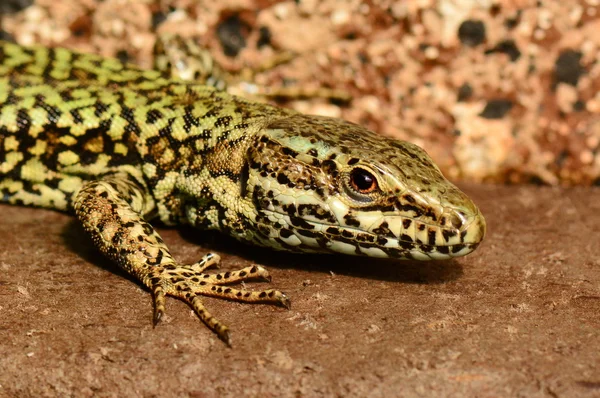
258;209;485;260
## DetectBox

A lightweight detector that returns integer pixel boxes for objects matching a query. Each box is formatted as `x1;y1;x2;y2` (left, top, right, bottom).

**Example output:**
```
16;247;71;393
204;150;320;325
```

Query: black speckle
344;31;357;40
282;147;298;157
458;19;486;47
322;160;337;175
0;0;33;14
276;173;290;185
280;229;293;238
489;3;501;16
0;30;14;42
457;83;473;102
257;26;271;48
217;14;248;57
427;230;437;246
111;231;123;245
214;115;232;128
554;50;585;87
344;214;361;228
326;227;340;235
151;11;168;29
573;100;585;112
452;244;466;254
297;229;318;238
437;246;450;255
145;109;163;124
289;216;314;230
485;39;521;61
479;99;513;119
116;50;130;64
403;195;416;204
555;150;569;167
357;52;369;64
282;203;296;216
341;230;354;238
442;229;457;242
400;234;414;243
504;10;521;29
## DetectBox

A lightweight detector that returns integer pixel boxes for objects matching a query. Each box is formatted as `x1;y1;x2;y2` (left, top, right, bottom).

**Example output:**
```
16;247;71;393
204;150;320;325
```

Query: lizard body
0;40;485;344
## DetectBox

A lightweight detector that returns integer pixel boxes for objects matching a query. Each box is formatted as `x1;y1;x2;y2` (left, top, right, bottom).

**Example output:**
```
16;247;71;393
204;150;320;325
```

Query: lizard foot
149;253;290;346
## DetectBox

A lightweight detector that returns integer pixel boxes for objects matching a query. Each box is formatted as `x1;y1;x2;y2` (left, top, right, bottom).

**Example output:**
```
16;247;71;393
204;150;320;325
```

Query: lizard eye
349;168;378;194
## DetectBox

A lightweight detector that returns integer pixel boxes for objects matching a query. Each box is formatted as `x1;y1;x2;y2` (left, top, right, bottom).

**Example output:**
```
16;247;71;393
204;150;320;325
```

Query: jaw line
260;209;467;250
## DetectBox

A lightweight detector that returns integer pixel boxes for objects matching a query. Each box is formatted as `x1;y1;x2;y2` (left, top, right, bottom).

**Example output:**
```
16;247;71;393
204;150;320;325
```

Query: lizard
0;39;486;345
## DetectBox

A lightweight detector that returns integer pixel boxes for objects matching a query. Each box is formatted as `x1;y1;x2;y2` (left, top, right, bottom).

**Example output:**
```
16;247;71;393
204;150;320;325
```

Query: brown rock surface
2;0;600;185
1;184;598;396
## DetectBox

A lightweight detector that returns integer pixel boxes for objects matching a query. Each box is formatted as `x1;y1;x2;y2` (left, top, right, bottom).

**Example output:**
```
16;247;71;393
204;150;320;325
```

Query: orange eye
349;168;378;194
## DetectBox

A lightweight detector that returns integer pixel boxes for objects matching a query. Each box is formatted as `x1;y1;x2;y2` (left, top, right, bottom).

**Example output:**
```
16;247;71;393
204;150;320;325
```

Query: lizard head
243;114;486;260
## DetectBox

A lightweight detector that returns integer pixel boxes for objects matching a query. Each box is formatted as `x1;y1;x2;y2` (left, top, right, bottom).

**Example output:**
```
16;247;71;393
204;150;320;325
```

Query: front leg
73;172;290;345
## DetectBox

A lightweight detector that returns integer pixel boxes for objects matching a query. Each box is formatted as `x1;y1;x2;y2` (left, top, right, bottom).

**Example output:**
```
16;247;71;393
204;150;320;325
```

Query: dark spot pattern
458;19;486;46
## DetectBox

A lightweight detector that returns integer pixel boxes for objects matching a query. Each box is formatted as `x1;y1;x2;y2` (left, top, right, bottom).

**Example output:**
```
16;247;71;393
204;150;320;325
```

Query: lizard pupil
350;168;377;193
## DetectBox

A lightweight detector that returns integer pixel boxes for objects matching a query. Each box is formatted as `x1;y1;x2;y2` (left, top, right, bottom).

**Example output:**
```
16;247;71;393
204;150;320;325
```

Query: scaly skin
0;40;485;344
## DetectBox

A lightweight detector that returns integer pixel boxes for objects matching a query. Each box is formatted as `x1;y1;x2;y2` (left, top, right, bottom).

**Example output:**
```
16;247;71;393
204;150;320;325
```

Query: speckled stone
1;0;598;185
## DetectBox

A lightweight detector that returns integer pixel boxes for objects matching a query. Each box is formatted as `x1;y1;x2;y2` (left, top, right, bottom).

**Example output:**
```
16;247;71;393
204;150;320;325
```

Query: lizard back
0;40;290;215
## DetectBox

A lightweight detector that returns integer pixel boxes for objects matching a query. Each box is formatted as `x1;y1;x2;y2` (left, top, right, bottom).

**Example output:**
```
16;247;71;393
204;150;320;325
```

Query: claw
255;265;272;282
148;259;287;345
152;283;166;327
219;328;232;348
153;307;163;326
279;293;292;310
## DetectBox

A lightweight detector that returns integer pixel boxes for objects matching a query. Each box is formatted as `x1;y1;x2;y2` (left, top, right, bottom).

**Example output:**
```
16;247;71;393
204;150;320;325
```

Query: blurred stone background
2;0;599;186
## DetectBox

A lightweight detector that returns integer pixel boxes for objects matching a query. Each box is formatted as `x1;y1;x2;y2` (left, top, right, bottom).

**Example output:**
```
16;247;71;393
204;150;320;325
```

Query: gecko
0;39;486;345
